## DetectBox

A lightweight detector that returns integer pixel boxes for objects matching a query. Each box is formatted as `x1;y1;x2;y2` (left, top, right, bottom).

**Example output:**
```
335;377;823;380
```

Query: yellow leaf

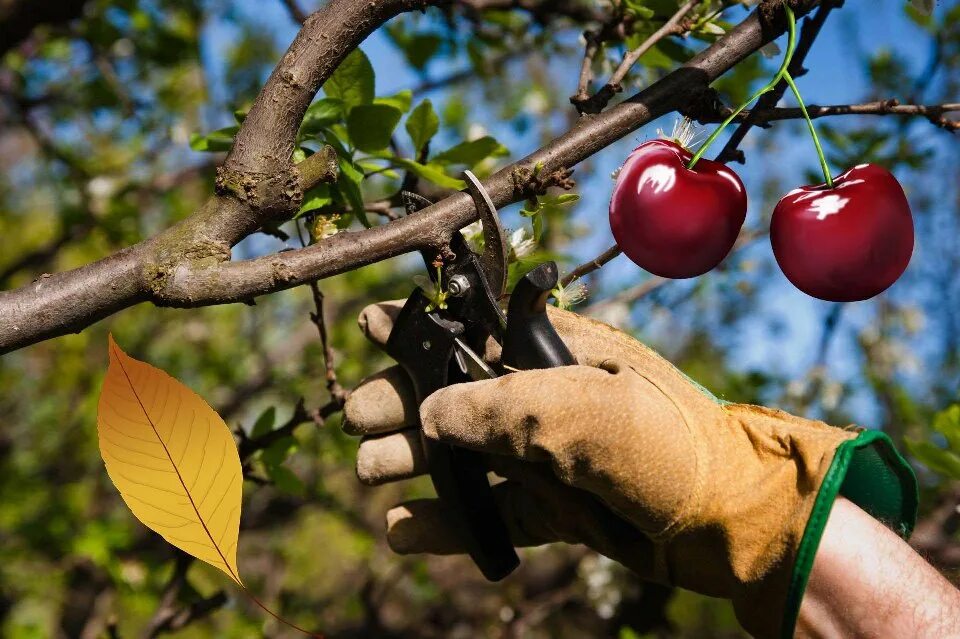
97;335;243;586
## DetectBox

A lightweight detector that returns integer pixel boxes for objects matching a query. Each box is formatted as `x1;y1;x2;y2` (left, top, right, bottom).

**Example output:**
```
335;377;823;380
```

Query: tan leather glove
343;302;916;639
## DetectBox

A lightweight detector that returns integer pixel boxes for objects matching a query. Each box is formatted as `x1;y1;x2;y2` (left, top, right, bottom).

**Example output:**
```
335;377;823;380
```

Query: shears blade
463;170;508;299
453;338;497;381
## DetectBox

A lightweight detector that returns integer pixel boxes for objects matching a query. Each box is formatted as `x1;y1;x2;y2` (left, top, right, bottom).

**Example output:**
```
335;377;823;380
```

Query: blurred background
1;0;959;636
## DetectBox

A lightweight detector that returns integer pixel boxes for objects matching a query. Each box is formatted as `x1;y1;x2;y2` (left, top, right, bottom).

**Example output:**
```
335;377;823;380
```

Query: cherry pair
607;6;912;303
608;139;914;302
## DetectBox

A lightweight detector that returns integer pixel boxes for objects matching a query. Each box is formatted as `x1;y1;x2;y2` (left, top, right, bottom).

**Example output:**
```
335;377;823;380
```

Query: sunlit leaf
324;48;375;111
300;98;344;136
97;336;243;585
432;136;507;167
375;89;413;113
406;99;439;155
189;126;238;152
392;157;464;190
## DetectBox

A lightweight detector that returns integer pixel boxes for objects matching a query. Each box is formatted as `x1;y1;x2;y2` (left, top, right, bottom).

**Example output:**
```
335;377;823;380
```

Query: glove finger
386;480;563;554
419;364;616;461
356;428;427;486
357;299;405;350
386;476;654;572
342;365;418;435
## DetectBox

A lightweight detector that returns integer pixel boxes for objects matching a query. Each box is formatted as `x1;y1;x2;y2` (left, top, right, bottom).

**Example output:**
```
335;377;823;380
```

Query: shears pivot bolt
447;275;471;297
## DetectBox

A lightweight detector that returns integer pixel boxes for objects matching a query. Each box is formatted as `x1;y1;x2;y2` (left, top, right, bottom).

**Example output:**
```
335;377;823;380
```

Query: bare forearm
799;497;960;638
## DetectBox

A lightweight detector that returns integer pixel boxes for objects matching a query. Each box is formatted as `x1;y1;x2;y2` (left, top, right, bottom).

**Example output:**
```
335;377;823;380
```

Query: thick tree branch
0;0;824;354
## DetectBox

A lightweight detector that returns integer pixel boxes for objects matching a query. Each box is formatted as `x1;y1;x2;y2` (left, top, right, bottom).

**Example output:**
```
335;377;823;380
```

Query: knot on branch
510;165;576;200
145;238;233;305
680;86;724;124
758;0;808;33
215;166;303;219
571;84;620;115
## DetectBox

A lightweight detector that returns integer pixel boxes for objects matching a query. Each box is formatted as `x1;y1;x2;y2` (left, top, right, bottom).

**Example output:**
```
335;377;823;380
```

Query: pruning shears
385;171;575;581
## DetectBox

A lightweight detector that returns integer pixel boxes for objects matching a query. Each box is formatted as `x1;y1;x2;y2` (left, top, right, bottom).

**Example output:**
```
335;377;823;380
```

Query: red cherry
609;139;747;279
770;164;914;302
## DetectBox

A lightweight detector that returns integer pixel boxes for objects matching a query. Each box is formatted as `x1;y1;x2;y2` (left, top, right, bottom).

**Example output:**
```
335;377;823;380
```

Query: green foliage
406;98;440;155
432;136;508;166
347;103;403;152
907;405;960;480
323;48;375;111
189;126;238;152
250;406;277;438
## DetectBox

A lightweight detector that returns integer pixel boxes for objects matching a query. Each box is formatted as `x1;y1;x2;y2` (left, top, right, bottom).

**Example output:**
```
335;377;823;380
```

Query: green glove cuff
780;430;918;639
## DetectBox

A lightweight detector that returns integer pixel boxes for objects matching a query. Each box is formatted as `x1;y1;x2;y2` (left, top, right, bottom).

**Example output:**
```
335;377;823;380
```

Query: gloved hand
343;301;916;639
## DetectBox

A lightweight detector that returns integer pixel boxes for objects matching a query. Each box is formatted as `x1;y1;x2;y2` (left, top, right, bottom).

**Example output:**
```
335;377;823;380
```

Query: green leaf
301;98;344;136
266;464;305;496
375;89;412;113
392;157;465;190
347;103;403;152
261;435;298;469
507;253;560;292
356;159;399;179
405;34;443;70
933;404;960;452
251;407;276;439
406;99;439;155
324;48;375;111
188;126;238;152
905;439;960;480
432;136;507;167
622;0;654;19
297;184;333;217
553;193;580;205
336;157;370;227
532;212;544;242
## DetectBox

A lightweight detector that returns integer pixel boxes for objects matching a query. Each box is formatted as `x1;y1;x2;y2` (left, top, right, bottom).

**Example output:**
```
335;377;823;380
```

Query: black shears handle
385;262;572;581
502;262;575;370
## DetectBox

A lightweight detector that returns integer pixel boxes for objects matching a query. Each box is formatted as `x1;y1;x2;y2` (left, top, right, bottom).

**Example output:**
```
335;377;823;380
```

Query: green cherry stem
687;6;798;169
783;70;834;188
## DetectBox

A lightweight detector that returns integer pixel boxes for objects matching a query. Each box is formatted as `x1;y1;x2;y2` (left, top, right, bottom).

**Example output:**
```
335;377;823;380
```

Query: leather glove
343;301;916;639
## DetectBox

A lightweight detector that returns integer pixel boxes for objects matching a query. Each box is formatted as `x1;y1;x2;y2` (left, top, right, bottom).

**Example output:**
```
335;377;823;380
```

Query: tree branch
0;0;825;355
562;244;622;287
702;99;960;131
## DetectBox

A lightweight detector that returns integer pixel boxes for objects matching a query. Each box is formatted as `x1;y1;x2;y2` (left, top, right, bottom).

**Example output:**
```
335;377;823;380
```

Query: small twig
561;244;622;287
607;0;700;90
293;219;347;407
308;280;347;405
585;229;763;314
571;29;603;105
143;553;198;638
699;99;960;130
572;0;702;114
280;0;309;24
